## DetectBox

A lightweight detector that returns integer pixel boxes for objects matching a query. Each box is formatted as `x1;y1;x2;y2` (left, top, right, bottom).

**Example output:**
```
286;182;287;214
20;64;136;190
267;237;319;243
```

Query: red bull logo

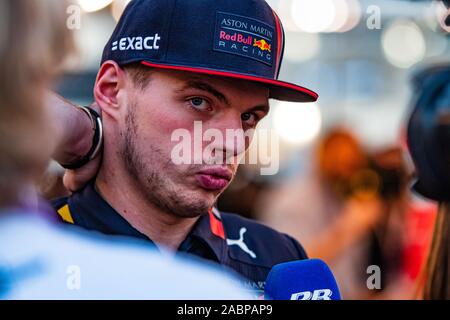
214;12;274;66
219;31;252;45
253;39;271;52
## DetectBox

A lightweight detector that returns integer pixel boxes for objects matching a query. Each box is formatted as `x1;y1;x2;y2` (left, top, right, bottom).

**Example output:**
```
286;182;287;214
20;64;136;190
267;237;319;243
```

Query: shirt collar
69;182;227;262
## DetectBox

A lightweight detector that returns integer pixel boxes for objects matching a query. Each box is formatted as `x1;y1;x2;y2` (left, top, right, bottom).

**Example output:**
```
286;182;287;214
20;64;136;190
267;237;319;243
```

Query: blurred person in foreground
47;0;316;294
0;0;251;300
407;64;450;300
258;129;426;299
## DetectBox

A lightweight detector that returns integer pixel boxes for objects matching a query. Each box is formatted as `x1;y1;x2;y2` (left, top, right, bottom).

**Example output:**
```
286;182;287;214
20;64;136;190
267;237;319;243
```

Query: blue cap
102;0;318;103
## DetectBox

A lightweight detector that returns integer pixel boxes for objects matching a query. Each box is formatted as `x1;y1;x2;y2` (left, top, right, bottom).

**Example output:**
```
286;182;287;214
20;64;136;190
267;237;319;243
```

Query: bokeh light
337;0;362;33
78;0;113;13
272;102;322;146
382;20;426;69
111;0;132;21
291;0;335;33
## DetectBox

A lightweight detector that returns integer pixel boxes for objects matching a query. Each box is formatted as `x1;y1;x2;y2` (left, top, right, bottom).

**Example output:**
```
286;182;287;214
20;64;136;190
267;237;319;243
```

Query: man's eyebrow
176;80;230;106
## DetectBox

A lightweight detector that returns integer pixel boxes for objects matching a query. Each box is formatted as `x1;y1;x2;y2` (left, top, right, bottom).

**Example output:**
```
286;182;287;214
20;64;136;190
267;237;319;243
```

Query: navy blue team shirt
53;182;307;293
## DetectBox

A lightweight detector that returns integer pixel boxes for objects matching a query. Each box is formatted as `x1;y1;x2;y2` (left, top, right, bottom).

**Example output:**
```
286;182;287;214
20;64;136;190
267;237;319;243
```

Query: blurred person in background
407;64;450;300
258;128;423;299
364;146;416;299
258;129;378;298
0;0;251;300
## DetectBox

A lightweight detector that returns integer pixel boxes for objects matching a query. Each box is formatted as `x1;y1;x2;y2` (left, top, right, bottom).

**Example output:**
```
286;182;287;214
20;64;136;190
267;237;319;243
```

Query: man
53;0;318;293
0;0;251;300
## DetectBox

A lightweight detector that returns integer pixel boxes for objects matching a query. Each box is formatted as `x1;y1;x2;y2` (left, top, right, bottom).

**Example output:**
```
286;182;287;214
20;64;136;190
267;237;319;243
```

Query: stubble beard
120;107;212;219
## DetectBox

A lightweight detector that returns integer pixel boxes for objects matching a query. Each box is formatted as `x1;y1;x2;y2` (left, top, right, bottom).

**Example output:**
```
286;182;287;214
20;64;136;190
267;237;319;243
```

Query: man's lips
196;167;233;191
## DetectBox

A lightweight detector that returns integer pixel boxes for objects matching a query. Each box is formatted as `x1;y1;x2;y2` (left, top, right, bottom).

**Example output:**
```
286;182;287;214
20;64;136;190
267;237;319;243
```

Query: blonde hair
0;0;73;205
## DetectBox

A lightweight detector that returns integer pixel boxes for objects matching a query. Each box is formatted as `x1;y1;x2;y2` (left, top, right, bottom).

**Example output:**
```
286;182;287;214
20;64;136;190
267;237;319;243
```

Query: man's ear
94;60;126;120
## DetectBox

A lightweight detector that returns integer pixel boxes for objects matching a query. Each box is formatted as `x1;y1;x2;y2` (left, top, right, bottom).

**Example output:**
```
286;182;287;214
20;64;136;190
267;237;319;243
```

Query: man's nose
203;114;251;162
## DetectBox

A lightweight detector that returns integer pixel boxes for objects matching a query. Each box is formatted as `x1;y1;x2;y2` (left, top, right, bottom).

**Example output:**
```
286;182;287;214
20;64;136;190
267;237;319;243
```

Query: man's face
119;68;270;218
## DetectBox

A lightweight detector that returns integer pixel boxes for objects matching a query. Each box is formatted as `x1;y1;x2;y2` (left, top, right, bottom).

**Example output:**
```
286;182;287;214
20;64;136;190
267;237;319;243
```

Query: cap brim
141;61;318;103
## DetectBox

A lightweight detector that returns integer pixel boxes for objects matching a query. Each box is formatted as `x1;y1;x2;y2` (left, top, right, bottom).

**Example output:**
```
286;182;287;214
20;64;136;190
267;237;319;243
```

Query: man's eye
188;97;212;111
241;112;258;126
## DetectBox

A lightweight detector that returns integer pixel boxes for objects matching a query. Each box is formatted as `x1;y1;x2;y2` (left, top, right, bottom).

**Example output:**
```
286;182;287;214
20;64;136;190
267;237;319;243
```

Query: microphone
264;259;341;300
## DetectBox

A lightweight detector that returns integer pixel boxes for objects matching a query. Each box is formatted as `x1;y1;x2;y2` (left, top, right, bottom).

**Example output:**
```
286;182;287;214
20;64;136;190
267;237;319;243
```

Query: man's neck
95;167;199;251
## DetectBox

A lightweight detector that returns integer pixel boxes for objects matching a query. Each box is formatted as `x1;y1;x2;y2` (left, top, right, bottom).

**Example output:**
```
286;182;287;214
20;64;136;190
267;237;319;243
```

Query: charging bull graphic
253;39;271;52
